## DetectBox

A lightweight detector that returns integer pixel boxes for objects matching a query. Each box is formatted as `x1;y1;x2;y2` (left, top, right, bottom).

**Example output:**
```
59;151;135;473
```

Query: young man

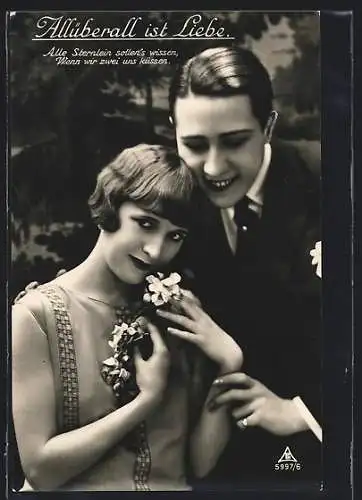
169;46;322;487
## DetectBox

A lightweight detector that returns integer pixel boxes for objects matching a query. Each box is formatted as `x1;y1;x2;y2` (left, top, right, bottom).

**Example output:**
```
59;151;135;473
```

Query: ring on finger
236;417;248;431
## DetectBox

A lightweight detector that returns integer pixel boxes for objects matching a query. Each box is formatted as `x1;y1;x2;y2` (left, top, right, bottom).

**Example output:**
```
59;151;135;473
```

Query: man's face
101;202;188;285
175;94;266;208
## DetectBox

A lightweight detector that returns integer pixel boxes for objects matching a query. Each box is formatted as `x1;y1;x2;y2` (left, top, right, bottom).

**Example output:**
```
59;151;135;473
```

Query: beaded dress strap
38;285;79;432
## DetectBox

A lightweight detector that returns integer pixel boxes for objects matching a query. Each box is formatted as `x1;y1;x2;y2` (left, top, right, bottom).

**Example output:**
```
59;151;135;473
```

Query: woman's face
174;94;266;208
101;201;188;285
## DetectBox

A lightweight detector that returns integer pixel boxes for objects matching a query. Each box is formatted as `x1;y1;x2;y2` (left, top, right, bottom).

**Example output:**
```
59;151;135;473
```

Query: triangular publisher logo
277;446;298;463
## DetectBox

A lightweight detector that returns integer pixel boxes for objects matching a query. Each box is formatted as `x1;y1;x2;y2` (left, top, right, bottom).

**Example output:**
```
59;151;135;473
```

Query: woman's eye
136;219;156;230
170;232;187;243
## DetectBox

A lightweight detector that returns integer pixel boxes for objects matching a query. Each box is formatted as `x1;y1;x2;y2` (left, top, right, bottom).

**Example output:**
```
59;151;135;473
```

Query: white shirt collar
220;143;272;253
222;142;272;221
247;141;272;206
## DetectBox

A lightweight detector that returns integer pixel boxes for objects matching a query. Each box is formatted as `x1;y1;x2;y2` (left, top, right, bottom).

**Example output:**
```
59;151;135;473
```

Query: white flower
152;294;167;306
149;282;167;294
162;273;181;286
108;324;124;349
119;368;130;381
102;309;153;399
310;241;322;278
145;272;164;284
109;369;120;376
143;272;182;306
102;357;118;367
127;326;137;336
108;321;138;350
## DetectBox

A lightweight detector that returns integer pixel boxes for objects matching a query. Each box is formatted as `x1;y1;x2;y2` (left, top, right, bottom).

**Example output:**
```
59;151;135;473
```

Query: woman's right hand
157;292;243;374
135;321;170;403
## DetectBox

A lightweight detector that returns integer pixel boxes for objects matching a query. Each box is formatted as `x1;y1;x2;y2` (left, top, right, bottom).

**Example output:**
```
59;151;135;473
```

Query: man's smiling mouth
204;176;238;191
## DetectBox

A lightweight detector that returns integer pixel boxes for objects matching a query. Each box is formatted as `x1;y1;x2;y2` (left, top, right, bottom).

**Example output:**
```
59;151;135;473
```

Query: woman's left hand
156;291;243;373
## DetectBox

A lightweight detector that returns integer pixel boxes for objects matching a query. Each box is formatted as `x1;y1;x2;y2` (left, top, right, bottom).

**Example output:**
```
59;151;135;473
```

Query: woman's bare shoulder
12;284;49;335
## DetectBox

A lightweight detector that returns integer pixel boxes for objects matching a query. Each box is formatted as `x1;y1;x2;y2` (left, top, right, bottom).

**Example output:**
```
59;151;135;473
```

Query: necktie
234;197;259;260
234;197;259;233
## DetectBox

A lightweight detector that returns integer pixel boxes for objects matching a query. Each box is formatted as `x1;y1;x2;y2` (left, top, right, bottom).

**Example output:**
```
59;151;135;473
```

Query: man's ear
264;110;278;143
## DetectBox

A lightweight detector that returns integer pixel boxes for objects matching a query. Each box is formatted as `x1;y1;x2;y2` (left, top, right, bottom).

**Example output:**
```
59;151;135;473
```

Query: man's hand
208;373;308;436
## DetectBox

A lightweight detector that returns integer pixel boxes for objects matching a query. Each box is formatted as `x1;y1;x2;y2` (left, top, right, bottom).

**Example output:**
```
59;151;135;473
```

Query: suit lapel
189;140;316;287
258;140;315;282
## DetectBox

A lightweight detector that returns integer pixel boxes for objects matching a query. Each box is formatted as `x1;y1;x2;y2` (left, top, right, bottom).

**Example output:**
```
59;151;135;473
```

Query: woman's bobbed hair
169;46;273;128
88;144;197;232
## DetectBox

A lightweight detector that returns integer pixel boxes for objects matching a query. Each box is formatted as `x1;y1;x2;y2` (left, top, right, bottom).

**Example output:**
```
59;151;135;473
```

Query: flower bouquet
100;272;183;405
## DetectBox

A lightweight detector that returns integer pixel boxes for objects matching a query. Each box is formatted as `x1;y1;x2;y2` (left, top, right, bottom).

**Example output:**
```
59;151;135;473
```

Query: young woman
12;143;243;491
166;46;322;485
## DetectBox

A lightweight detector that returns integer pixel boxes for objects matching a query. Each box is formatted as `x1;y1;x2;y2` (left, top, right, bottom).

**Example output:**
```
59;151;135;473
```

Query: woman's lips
129;256;152;272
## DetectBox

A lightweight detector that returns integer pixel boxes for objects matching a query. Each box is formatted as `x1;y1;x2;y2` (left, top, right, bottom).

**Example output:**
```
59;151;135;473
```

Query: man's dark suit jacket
181;140;322;489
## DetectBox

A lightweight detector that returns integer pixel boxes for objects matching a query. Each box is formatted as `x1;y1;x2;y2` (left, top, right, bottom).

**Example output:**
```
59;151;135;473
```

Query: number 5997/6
275;462;301;471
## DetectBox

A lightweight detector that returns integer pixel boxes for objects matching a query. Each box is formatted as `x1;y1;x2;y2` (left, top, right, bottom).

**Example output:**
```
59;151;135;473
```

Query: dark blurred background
9;11;321;302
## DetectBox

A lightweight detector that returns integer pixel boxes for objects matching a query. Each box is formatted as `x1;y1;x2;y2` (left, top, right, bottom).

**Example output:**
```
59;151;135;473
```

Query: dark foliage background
8;11;321;301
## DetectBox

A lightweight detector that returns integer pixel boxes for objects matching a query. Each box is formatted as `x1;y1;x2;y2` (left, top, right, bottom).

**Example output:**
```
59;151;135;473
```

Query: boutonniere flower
310;241;322;278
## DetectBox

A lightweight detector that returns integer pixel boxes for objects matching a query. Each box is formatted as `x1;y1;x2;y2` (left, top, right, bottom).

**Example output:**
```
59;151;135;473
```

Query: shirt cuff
292;396;322;442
